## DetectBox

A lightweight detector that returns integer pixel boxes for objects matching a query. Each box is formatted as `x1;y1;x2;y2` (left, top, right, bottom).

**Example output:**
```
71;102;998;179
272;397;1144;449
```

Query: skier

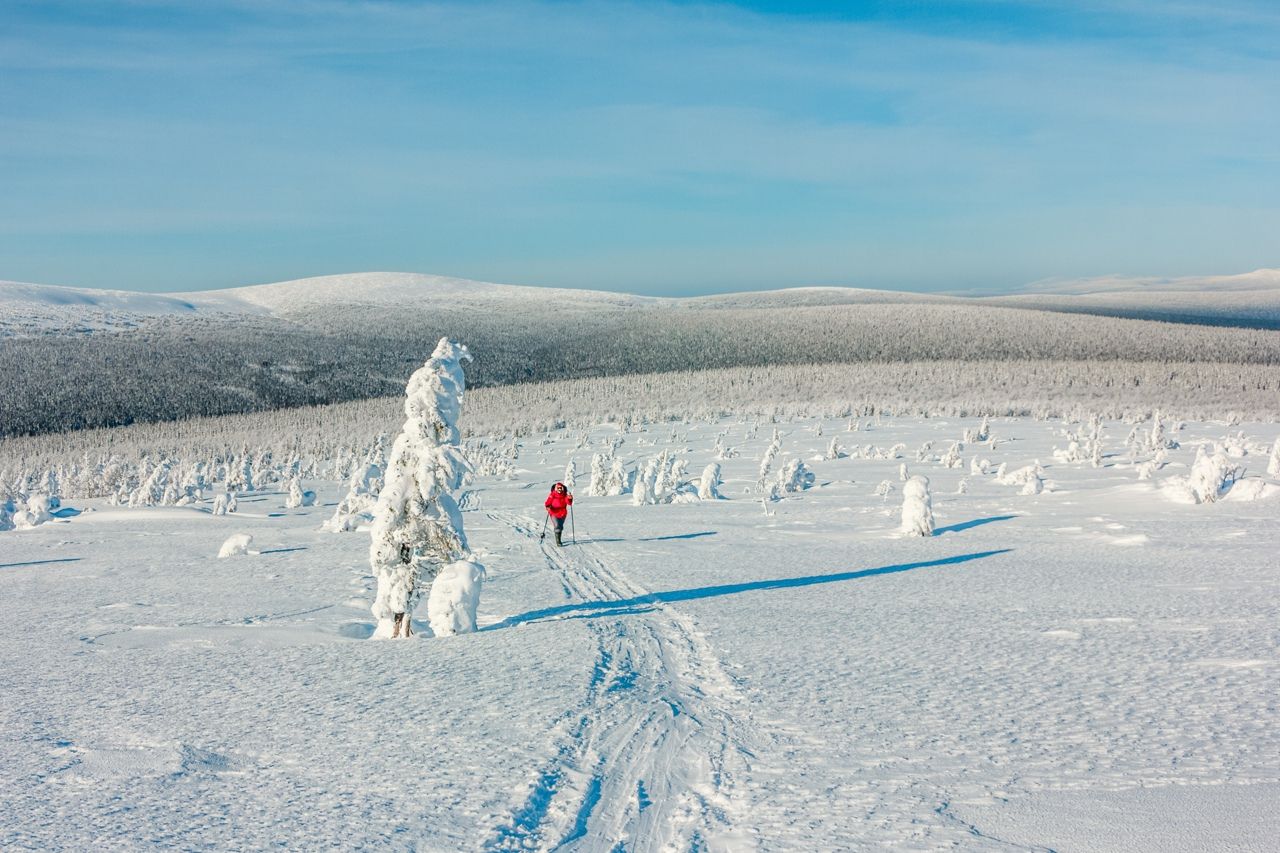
544;481;573;546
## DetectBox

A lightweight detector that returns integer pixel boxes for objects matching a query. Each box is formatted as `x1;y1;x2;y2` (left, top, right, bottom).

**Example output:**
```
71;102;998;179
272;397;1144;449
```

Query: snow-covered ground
3;414;1279;851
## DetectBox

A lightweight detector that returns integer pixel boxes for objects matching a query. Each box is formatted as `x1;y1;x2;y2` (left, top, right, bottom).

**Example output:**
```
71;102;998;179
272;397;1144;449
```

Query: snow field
2;413;1279;850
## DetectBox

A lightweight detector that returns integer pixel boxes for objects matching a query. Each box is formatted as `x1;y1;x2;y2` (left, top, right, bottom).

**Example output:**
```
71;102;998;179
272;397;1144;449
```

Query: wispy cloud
1;0;1277;292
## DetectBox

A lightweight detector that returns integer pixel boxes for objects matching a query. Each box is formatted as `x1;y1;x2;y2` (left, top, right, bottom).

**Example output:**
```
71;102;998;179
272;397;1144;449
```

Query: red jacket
545;483;573;519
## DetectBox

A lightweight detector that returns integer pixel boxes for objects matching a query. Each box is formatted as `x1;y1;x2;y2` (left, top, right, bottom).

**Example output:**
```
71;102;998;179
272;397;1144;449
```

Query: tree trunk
391;612;412;638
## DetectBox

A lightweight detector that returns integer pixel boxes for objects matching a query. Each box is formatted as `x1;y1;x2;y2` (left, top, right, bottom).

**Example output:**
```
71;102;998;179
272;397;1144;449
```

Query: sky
1;0;1278;296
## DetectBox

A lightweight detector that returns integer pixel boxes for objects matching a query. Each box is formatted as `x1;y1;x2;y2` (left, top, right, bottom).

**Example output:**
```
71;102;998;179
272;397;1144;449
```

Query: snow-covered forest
5;358;1280;489
4;273;1279;436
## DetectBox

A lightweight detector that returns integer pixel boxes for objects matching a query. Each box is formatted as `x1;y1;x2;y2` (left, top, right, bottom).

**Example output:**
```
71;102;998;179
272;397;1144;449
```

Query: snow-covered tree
369;339;485;640
1021;465;1044;495
11;493;53;529
605;458;629;496
776;458;815;493
825;438;844;460
563;458;577;492
1185;451;1240;504
941;442;964;469
1149;411;1179;451
284;476;315;508
1268;438;1280;477
757;438;781;492
632;458;657;506
900;476;934;536
698;462;722;500
588;453;609;497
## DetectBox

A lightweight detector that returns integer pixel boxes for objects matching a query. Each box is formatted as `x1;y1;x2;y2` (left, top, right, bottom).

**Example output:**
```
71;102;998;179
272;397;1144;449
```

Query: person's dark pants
552;515;565;544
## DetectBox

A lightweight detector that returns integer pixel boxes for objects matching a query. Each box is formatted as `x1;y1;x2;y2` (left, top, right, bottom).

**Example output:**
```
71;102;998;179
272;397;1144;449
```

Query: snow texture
2;411;1279;850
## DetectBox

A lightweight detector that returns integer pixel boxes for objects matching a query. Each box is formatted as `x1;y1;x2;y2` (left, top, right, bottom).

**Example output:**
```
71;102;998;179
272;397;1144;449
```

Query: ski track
484;509;759;853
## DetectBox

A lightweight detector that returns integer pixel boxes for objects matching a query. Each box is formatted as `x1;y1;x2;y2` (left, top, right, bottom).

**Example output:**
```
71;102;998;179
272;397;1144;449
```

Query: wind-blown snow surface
3;415;1280;850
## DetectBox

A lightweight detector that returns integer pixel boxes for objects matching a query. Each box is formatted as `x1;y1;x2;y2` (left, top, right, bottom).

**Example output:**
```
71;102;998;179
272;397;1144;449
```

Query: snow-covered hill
5;267;1278;336
1019;268;1280;295
980;268;1280;329
0;272;958;335
3;269;1279;438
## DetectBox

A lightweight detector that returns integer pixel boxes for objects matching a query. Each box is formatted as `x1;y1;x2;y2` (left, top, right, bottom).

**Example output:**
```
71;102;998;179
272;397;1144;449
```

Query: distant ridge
1018;268;1280;295
4;267;1280;437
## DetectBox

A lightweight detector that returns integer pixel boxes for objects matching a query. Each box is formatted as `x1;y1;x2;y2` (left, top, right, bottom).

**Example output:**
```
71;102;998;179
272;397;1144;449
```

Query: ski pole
570;503;576;545
539;511;549;541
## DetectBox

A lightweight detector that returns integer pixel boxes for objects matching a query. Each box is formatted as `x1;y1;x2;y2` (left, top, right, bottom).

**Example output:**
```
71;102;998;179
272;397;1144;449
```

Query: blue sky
2;0;1277;295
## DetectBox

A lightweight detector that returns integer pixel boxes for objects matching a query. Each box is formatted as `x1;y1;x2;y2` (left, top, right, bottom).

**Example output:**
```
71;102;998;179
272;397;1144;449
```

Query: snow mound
1222;478;1280;502
217;533;254;558
427;560;486;637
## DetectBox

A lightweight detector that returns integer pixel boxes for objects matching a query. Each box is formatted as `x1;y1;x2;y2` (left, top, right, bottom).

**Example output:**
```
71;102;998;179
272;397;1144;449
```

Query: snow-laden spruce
698;462;722;500
588;453;609;497
11;493;53;529
900;475;934;536
368;339;485;640
324;438;386;532
283;475;315;509
1169;448;1242;504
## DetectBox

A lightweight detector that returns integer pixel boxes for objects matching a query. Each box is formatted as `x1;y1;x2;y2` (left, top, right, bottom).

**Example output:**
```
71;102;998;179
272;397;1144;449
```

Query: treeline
3;301;1280;437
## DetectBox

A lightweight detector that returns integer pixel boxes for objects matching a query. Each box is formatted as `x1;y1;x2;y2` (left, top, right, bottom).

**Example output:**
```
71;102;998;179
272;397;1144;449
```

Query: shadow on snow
570;531;717;545
485;549;1012;632
933;515;1018;536
0;557;83;569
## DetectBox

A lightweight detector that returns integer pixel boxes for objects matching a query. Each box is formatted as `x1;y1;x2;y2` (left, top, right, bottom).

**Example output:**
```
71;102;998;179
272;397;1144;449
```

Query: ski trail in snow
485;510;760;853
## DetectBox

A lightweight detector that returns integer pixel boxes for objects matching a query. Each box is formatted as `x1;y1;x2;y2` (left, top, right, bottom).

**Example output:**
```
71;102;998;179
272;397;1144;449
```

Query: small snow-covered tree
1149;411;1179;451
369;339;485;640
941;442;963;469
757;438;781;492
12;493;53;529
563;458;577;492
698;462;722;500
1268;438;1280;477
1185;450;1240;504
776;458;815;493
285;476;305;509
825;438;844;460
325;441;385;532
900;476;934;536
588;453;609;497
898;462;909;482
605;458;629;496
